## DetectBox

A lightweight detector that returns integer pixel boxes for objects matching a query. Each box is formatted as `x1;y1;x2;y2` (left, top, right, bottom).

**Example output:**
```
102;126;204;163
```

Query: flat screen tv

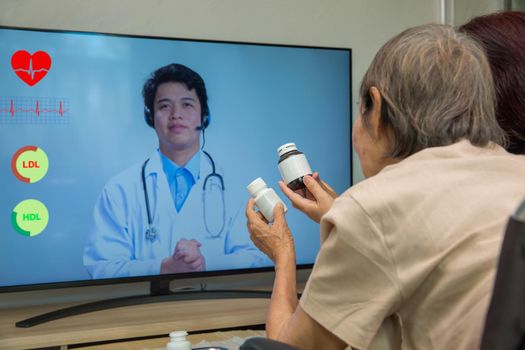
0;26;352;327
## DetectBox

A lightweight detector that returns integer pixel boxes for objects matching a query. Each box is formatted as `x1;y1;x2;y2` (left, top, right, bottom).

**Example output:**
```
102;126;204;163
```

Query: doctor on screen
84;63;266;279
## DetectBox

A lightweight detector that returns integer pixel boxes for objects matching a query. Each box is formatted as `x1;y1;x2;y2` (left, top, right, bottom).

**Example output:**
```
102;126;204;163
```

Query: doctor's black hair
142;63;210;128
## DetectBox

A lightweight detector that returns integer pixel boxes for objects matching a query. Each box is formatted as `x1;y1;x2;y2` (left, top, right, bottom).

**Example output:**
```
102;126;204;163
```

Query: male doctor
84;63;266;279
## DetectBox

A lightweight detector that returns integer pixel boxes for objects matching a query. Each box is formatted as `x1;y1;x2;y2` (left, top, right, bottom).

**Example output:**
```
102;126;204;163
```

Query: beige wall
0;0;439;309
453;0;504;25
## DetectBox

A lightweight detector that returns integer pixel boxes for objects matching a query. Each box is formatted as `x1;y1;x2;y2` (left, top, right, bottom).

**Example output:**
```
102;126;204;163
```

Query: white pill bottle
166;330;192;350
247;177;288;222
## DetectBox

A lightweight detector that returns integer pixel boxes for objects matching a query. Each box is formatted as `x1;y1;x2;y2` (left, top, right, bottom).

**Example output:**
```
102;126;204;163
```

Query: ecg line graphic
2;99;67;117
13;60;50;81
0;97;70;124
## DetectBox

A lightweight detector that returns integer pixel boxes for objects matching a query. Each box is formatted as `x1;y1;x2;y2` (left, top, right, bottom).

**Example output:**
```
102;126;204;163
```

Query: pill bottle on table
166;330;192;350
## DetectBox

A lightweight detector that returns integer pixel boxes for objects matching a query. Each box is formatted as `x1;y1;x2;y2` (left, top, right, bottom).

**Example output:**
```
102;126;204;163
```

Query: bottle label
256;189;287;222
278;154;312;184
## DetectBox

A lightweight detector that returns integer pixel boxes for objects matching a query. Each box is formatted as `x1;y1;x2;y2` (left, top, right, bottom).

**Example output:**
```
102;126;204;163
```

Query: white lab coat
83;149;267;279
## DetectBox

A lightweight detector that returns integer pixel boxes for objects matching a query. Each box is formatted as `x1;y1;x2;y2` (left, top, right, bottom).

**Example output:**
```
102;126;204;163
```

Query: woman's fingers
278;180;314;213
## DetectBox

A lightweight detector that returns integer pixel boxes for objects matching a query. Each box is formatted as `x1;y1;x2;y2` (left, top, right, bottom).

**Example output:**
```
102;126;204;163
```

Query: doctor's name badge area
10;146;50;237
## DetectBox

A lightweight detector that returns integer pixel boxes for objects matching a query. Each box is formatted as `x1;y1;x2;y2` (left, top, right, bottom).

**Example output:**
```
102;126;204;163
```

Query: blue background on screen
0;28;351;287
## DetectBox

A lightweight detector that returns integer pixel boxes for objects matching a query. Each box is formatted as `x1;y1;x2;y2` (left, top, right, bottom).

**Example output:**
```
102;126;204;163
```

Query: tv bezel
0;25;353;295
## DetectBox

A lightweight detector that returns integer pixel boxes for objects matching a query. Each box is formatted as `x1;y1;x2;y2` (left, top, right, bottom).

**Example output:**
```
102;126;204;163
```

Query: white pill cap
277;142;297;157
247;177;267;197
169;330;188;339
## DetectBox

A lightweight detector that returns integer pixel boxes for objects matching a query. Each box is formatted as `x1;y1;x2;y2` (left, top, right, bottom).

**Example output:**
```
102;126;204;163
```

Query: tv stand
15;280;272;328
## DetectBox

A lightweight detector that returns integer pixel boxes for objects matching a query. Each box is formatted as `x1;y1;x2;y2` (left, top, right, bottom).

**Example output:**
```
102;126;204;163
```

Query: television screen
0;27;351;290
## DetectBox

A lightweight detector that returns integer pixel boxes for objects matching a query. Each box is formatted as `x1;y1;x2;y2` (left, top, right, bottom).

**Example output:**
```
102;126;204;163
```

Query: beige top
300;141;525;350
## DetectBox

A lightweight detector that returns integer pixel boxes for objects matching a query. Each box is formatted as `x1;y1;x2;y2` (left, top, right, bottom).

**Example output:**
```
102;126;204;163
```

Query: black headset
144;105;210;130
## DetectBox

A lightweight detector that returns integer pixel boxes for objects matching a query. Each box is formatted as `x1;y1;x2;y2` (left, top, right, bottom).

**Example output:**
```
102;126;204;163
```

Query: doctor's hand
279;173;337;224
160;239;206;274
246;200;295;268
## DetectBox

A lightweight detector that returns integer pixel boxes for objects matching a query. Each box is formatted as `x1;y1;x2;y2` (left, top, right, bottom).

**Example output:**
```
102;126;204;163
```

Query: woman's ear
368;86;383;139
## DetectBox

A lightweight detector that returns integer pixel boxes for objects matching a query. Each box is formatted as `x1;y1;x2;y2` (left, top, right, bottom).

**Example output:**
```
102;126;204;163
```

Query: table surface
75;329;266;350
0;297;270;349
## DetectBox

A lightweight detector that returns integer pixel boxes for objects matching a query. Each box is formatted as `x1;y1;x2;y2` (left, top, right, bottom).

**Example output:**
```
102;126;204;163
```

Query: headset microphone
197;114;210;131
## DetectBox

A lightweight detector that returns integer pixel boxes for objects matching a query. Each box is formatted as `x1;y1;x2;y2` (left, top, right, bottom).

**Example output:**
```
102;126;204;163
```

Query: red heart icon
11;50;52;87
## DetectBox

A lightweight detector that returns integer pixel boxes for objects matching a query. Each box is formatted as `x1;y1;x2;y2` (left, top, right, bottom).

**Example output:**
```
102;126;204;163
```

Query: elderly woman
460;11;525;155
246;24;525;350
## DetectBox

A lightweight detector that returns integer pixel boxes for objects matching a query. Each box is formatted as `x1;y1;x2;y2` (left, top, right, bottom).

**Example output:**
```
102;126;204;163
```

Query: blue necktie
174;167;192;212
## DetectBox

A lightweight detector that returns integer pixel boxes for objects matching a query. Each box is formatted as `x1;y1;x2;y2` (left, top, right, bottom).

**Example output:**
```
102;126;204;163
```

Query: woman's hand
279;172;337;223
245;200;295;267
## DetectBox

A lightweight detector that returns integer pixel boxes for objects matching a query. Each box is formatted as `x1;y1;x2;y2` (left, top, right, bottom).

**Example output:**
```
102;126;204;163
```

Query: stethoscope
141;150;225;243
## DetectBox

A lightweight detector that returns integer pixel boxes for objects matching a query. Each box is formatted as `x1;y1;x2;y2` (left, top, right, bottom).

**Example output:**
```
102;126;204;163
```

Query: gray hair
359;24;506;158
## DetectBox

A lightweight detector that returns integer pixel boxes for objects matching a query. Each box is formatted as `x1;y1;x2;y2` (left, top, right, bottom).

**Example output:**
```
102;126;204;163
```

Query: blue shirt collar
158;149;200;182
